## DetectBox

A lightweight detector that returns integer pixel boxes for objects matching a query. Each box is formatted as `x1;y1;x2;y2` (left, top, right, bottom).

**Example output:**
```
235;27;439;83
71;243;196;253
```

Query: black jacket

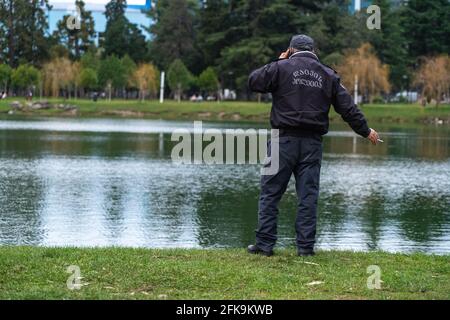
248;51;371;137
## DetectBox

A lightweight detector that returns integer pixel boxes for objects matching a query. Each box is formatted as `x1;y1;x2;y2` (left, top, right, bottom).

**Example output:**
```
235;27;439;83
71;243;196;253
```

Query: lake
0;117;449;254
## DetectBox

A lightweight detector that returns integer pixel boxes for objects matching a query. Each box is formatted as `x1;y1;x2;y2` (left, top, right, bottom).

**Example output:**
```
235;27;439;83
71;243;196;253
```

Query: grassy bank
0;247;448;300
1;98;450;124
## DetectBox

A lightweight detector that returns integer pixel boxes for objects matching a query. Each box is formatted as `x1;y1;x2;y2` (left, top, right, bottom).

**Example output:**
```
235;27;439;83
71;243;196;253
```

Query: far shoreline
1;98;450;126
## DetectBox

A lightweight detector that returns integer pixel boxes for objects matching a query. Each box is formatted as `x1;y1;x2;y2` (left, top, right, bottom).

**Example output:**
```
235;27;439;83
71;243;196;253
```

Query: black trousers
256;134;322;252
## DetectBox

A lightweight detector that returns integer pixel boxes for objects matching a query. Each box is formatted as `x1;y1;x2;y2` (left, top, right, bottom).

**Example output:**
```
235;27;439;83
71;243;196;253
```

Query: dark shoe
298;249;315;257
247;244;273;257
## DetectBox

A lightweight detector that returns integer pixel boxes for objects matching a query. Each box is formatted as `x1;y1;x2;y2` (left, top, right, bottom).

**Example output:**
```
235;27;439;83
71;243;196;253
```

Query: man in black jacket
247;35;380;257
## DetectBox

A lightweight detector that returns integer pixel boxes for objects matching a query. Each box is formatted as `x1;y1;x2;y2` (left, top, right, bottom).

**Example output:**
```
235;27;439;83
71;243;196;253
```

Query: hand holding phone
279;48;293;59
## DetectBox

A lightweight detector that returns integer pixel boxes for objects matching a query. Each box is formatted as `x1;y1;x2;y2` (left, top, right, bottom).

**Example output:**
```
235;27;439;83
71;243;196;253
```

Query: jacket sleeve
332;74;371;138
248;62;279;93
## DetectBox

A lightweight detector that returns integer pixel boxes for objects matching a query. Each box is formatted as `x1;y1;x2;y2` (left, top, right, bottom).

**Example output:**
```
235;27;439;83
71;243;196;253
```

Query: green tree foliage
0;64;12;92
167;59;193;102
402;0;450;59
80;50;101;71
196;0;340;96
198;67;219;94
11;65;40;90
1;0;449;100
369;0;410;91
79;68;98;91
147;0;199;72
121;54;137;88
0;0;51;67
98;55;126;90
53;0;96;59
102;0;147;62
308;3;368;58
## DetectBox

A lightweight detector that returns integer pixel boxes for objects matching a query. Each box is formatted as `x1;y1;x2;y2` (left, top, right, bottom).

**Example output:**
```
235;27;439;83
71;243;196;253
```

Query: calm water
0;117;449;254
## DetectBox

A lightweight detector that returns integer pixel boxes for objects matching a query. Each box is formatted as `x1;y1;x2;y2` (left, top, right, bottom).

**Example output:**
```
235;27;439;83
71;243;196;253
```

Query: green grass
0;247;448;300
1;98;450;124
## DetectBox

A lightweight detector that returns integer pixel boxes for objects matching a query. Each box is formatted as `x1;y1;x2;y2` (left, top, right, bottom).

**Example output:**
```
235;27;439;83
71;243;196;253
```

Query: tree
0;64;12;93
53;0;96;59
402;0;450;59
79;68;98;92
0;0;51;67
49;44;71;60
308;2;369;59
369;0;410;91
413;55;450;107
41;57;75;97
72;61;82;99
98;55;126;101
121;54;137;92
336;43;391;103
102;0;147;62
196;0;230;71
80;49;100;71
197;0;321;96
132;63;159;101
198;67;219;98
11;64;40;94
147;0;199;72
167;59;193;102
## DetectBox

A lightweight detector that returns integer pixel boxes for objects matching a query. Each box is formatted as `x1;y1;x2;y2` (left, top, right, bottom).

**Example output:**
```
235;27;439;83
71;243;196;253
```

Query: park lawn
1;98;450;124
0;247;448;300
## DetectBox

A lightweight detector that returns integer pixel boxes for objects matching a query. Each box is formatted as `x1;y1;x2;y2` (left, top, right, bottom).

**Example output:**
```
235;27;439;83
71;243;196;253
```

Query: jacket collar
290;51;319;61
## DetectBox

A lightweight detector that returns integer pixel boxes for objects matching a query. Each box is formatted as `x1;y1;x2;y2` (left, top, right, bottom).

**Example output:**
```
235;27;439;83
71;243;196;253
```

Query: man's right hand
279;48;293;59
367;128;380;145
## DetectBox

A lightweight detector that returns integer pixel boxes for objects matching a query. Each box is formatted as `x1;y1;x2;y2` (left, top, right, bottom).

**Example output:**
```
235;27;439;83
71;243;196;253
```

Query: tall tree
53;0;96;59
308;2;369;59
147;0;199;72
402;0;450;59
369;0;410;91
217;0;309;95
0;0;51;67
196;0;230;71
102;0;147;62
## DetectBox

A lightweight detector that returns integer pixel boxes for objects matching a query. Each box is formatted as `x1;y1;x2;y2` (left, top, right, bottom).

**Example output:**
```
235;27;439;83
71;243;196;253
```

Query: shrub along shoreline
0;247;448;300
1;98;450;125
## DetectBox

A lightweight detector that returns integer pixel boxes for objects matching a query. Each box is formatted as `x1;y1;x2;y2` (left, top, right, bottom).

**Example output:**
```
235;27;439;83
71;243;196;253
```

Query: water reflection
0;118;449;253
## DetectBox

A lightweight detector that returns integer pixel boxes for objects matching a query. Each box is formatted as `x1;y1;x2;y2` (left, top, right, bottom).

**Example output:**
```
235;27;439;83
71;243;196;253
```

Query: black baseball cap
290;34;315;51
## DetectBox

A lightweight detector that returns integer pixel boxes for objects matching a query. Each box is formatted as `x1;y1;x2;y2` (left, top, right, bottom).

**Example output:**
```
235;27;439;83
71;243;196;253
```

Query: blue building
348;0;373;13
44;0;152;35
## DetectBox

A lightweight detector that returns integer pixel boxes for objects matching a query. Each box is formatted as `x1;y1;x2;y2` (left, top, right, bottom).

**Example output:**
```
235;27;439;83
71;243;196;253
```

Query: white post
354;74;359;105
355;0;361;12
160;71;165;103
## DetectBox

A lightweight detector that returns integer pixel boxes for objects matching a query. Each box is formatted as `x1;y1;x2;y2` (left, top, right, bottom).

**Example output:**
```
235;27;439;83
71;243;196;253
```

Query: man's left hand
367;128;380;145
